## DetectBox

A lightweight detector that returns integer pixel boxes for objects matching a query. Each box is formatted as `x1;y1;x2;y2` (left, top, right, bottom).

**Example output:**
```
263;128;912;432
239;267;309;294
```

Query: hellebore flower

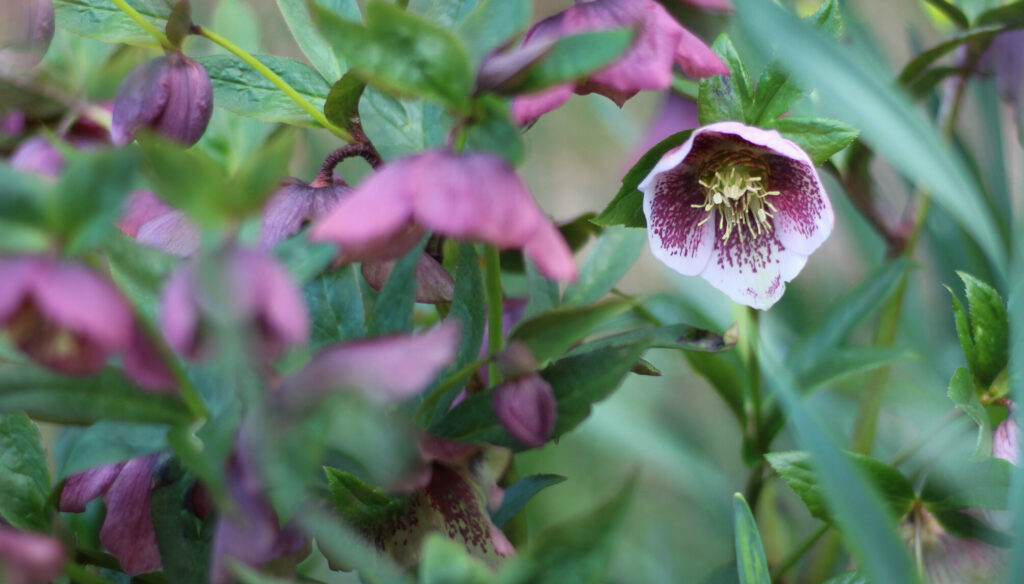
360;255;455;304
510;0;728;124
490;343;557;448
112;53;213;147
0;0;54;75
118;191;202;258
639;121;833;310
117;191;173;238
994;400;1020;466
161;247;309;360
59;455;162;575
980;30;1024;110
898;508;1005;584
260;176;350;250
0;256;133;375
0;526;64;584
310;150;577;282
9;137;63;177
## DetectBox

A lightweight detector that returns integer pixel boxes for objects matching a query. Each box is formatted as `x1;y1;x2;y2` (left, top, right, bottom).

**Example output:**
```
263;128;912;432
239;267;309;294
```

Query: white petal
700;233;808;310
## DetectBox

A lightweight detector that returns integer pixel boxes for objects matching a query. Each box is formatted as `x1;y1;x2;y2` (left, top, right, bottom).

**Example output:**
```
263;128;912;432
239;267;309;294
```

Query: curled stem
315;144;383;184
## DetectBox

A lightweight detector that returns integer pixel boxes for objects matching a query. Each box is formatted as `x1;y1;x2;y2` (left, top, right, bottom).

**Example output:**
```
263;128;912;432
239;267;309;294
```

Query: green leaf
764;116;858;166
368;237;428;337
523;259;560;320
49;148;140;253
277;0;354;81
224;128;295;216
273;239;338;285
359;87;451;160
809;0;842;40
164;0;191;50
465;96;524;166
420;534;494;584
55;421;168;479
732;493;770;584
456;0;532;66
305;265;366;350
822;572;869;584
54;0;171;47
323;73;367;135
897;29;999;89
565;323;730;357
924;0;969;28
314;1;475;111
497;477;635;584
949;284;977;376
698;34;751;125
734;0;1008;276
562;226;645;307
948;367;992;458
104;230;179;318
799;346;915;390
0;365;191;425
593;130;692;228
197;54;331;126
0;162;48;229
977;1;1024;26
413;0;479;29
491;474;566;528
683;351;745;422
749;62;806;125
957;272;1009;387
930;508;1012;548
213;0;260;53
513;29;635;93
509;299;631;364
140;136;228;226
0;412;51;530
920;458;1012;510
766;451;916;522
151;462;213;584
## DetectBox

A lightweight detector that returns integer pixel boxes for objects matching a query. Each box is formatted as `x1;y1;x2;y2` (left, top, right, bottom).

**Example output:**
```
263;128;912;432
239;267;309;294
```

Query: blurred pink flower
160;248;308;360
493;374;557;448
993;400;1020;466
59;456;162;576
640;121;833;309
260;176;350;250
0;526;64;584
310;150;577;281
511;0;727;124
0;256;132;374
112;53;213;147
117;191;173;238
0;0;54;75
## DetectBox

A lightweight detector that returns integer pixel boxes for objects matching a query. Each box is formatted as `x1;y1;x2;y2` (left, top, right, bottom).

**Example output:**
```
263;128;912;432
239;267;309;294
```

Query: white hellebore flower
640;121;834;310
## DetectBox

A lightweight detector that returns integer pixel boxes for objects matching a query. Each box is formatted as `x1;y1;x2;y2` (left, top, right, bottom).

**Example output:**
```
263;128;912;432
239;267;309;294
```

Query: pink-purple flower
0;256;133;374
0;526;64;584
310;150;577;282
510;0;728;124
0;0;54;75
112;53;213;147
640;121;833;310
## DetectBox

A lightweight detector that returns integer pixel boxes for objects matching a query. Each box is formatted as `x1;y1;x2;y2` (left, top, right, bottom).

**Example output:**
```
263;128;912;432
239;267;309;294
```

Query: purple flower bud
0;0;54;75
0;256;133;375
260;177;349;249
994;400;1020;466
0;526;64;584
160;248;309;361
361;255;456;304
112;53;213;147
9;136;63;177
492;373;557;448
117;191;173;238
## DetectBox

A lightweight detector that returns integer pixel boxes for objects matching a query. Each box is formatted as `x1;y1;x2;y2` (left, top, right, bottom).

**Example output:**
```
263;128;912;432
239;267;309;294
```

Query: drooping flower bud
112;53;213;147
0;526;64;584
361;255;456;304
260;177;350;249
492;373;557;449
0;0;54;75
0;256;133;375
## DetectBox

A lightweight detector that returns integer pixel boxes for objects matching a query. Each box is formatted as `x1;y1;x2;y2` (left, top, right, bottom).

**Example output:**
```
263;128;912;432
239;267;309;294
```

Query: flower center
694;152;780;243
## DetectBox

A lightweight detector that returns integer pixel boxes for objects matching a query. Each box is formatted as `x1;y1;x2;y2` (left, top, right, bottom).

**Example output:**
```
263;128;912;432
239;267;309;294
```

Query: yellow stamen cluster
693;152;780;243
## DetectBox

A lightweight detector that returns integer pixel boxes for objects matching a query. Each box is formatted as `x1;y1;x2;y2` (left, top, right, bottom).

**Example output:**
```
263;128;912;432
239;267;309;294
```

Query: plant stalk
109;0;174;50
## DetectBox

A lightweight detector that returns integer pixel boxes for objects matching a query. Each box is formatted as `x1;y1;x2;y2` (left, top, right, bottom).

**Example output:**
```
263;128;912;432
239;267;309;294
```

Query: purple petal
700;230;806;310
511;83;574;126
135;210;202;258
160;265;202;358
492;374;557;448
9;136;63;177
767;154;834;256
477;38;557;93
59;463;125;512
111;58;172;147
985;30;1024;107
240;249;310;357
33;261;133;353
994;402;1020;466
0;525;64;584
284;322;460;406
0;257;36;323
673;22;730;78
100;456;161;575
421;464;514;564
153;55;213;146
118;191;172;238
122;324;177;393
260;178;348;250
0;0;55;75
522;218;579;282
361;255;456;304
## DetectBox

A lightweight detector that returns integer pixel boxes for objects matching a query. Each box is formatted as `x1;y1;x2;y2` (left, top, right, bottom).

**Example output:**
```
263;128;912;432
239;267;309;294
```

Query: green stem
484;245;504;386
770;524;830;583
65;562;119;584
135;309;209;420
194;26;354;143
413;354;492;424
109;0;174;50
745;307;763;450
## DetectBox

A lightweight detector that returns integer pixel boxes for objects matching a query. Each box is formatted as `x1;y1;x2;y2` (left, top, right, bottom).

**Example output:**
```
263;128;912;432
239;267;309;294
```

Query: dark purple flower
310;150;578;282
160;247;309;360
122;324;177;393
59;456;162;576
0;256;133;374
511;0;727;124
260;176;350;249
0;0;54;75
0;526;64;584
112;53;213;147
493;374;557;448
640;121;833;309
360;255;456;304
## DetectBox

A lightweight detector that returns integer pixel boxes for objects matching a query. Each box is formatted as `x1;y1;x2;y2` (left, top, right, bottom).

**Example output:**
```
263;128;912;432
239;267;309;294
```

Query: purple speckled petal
118;191;172;238
59;463;125;513
361;254;456;304
0;525;64;584
33;261;133;352
411;152;542;249
135;210;202;258
994;402;1020;466
699;229;806;310
767;154;833;256
284;322;460;406
100;456;161;576
111;58;172;147
492;374;557;448
511;83;574;125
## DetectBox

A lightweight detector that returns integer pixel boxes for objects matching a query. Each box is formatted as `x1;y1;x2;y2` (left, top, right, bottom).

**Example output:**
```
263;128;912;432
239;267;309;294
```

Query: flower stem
65;561;120;584
193;25;354;143
109;0;174;51
484;244;504;386
770;523;830;583
413;354;492;424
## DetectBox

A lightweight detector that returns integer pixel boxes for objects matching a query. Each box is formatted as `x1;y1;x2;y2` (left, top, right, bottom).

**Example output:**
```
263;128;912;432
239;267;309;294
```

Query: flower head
0;526;64;584
160;247;309;360
260;176;350;249
0;256;133;374
511;0;727;124
112;53;213;147
0;0;54;75
640;121;833;309
310;150;577;281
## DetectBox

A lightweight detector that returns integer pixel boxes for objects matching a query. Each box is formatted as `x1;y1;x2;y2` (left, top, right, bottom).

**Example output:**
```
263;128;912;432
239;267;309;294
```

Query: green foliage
732;494;769;584
323;73;367;135
56;421;168;479
456;0;532;67
509;300;631;364
368;237;428;337
198;55;332;127
277;0;357;82
763;117;859;166
949;272;1009;389
419;535;494;584
0;412;51;530
359;87;451;160
49;148;140;254
490;474;566;528
562;227;646;307
151;461;213;584
54;0;171;47
464;96;524;166
698;35;752;125
948;367;992;458
509;30;635;94
920;457;1012;510
304;265;366;350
